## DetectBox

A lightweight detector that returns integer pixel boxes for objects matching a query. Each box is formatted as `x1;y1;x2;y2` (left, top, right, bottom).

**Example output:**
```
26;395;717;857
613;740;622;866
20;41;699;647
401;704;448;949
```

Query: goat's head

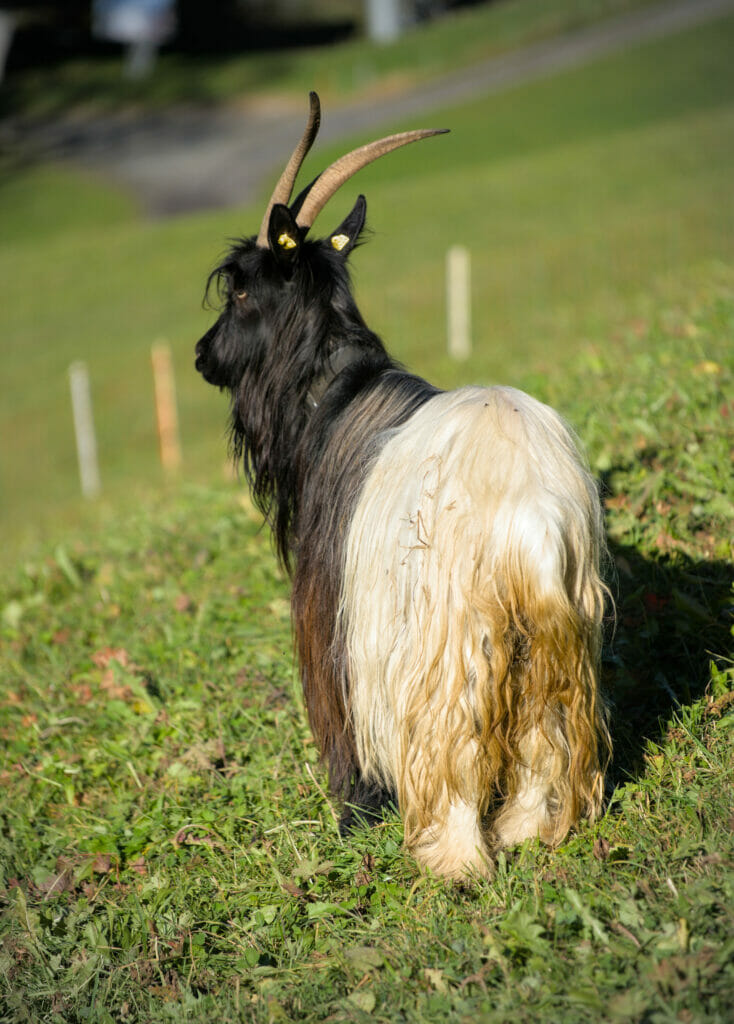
196;93;446;392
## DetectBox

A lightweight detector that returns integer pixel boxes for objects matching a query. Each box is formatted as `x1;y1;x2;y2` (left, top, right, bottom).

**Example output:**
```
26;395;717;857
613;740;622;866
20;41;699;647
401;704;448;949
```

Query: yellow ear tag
278;233;297;250
331;234;350;252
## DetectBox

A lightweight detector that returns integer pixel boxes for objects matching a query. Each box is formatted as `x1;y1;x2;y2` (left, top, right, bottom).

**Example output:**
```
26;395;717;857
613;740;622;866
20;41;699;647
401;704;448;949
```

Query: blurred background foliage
0;0;658;116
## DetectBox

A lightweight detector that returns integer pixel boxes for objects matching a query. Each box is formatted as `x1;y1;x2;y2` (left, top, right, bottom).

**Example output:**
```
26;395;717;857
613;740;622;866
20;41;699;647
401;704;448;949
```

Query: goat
195;93;611;879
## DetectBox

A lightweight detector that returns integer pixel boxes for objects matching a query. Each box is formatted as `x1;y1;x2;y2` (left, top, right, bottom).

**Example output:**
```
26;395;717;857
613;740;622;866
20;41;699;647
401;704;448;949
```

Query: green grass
1;284;732;1021
2;0;658;121
1;6;733;1022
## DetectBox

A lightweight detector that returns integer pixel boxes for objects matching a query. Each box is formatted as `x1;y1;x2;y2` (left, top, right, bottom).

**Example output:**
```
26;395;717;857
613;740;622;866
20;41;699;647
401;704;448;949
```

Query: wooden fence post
151;340;182;475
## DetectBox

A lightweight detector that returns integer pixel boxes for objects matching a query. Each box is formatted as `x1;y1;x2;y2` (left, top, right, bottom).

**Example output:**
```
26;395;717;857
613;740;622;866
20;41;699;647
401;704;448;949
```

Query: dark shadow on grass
603;537;733;788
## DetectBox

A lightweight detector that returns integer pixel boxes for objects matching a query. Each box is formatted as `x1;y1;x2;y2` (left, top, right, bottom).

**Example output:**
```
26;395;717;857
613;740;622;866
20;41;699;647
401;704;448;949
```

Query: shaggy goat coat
195;94;610;879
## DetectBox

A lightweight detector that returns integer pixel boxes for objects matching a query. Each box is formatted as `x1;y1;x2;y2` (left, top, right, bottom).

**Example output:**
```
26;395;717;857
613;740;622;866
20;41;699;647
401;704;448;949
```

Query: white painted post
365;0;403;43
446;245;472;361
69;361;101;499
151;340;182;475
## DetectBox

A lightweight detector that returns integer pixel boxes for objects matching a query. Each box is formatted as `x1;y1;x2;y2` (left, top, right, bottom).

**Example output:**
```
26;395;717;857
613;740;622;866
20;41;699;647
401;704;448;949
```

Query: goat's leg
491;649;607;852
492;719;570;848
339;776;396;834
401;736;492;879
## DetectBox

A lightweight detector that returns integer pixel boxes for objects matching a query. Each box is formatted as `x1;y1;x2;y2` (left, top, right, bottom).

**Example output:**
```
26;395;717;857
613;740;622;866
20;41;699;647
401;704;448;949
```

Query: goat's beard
332;385;610;879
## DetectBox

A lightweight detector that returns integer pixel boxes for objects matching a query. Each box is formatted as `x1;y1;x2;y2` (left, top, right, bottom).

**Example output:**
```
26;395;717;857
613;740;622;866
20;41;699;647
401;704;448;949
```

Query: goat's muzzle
195;328;219;385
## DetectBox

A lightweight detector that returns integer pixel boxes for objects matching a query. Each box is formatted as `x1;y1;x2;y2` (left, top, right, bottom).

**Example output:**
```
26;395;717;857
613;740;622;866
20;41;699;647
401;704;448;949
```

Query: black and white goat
195;94;610;879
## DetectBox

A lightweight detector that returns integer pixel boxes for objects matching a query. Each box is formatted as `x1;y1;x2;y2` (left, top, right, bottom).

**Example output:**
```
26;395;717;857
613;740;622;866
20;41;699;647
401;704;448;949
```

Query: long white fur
338;385;606;878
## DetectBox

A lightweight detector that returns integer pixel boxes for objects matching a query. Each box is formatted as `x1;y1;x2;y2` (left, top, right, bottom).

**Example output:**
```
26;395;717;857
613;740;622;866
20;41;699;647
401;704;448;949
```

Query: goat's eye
235;290;248;302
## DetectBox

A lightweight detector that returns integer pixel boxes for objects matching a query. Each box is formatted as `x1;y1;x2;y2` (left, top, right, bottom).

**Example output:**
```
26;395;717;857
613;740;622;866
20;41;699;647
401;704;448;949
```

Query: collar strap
306;344;364;409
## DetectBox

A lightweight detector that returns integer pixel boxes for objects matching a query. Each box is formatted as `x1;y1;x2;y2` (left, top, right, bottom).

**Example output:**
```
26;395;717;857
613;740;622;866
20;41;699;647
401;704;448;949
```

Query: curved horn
295;128;448;232
256;91;321;248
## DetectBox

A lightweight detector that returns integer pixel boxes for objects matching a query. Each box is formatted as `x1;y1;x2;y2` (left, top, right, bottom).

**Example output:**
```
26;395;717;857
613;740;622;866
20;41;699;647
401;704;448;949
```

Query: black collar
306;344;364;410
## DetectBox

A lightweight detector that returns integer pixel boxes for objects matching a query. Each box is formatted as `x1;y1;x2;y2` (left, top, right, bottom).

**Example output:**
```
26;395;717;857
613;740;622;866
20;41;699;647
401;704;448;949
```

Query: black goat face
194;301;257;391
194;241;273;391
195;205;366;397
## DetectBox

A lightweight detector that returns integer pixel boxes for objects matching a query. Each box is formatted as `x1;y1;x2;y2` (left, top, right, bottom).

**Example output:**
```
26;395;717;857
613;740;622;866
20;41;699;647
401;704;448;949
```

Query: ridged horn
256;91;321;248
295;128;449;231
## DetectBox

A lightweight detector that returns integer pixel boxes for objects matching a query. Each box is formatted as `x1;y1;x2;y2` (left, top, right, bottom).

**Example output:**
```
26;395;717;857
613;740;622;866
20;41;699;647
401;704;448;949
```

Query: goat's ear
267;203;304;270
328;195;367;258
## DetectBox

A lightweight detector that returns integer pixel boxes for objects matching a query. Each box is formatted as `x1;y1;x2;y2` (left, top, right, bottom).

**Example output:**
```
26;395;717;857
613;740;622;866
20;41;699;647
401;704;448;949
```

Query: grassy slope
1;8;733;1024
0;296;732;1022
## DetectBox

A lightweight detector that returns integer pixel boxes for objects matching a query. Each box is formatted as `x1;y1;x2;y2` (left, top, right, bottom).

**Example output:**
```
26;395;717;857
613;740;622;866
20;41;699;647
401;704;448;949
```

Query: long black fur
196;203;438;819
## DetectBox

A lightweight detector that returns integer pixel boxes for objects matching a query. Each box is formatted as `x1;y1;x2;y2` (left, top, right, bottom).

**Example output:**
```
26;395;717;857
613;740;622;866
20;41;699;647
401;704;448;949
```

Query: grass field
1;3;733;1022
1;290;732;1022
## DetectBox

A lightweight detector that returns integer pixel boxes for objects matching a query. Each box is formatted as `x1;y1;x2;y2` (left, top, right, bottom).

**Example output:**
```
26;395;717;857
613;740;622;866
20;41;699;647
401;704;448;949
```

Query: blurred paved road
8;0;734;216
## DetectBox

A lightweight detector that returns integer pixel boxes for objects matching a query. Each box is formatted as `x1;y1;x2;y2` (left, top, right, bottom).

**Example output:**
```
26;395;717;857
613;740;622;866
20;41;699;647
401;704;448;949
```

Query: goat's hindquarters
339;386;609;879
